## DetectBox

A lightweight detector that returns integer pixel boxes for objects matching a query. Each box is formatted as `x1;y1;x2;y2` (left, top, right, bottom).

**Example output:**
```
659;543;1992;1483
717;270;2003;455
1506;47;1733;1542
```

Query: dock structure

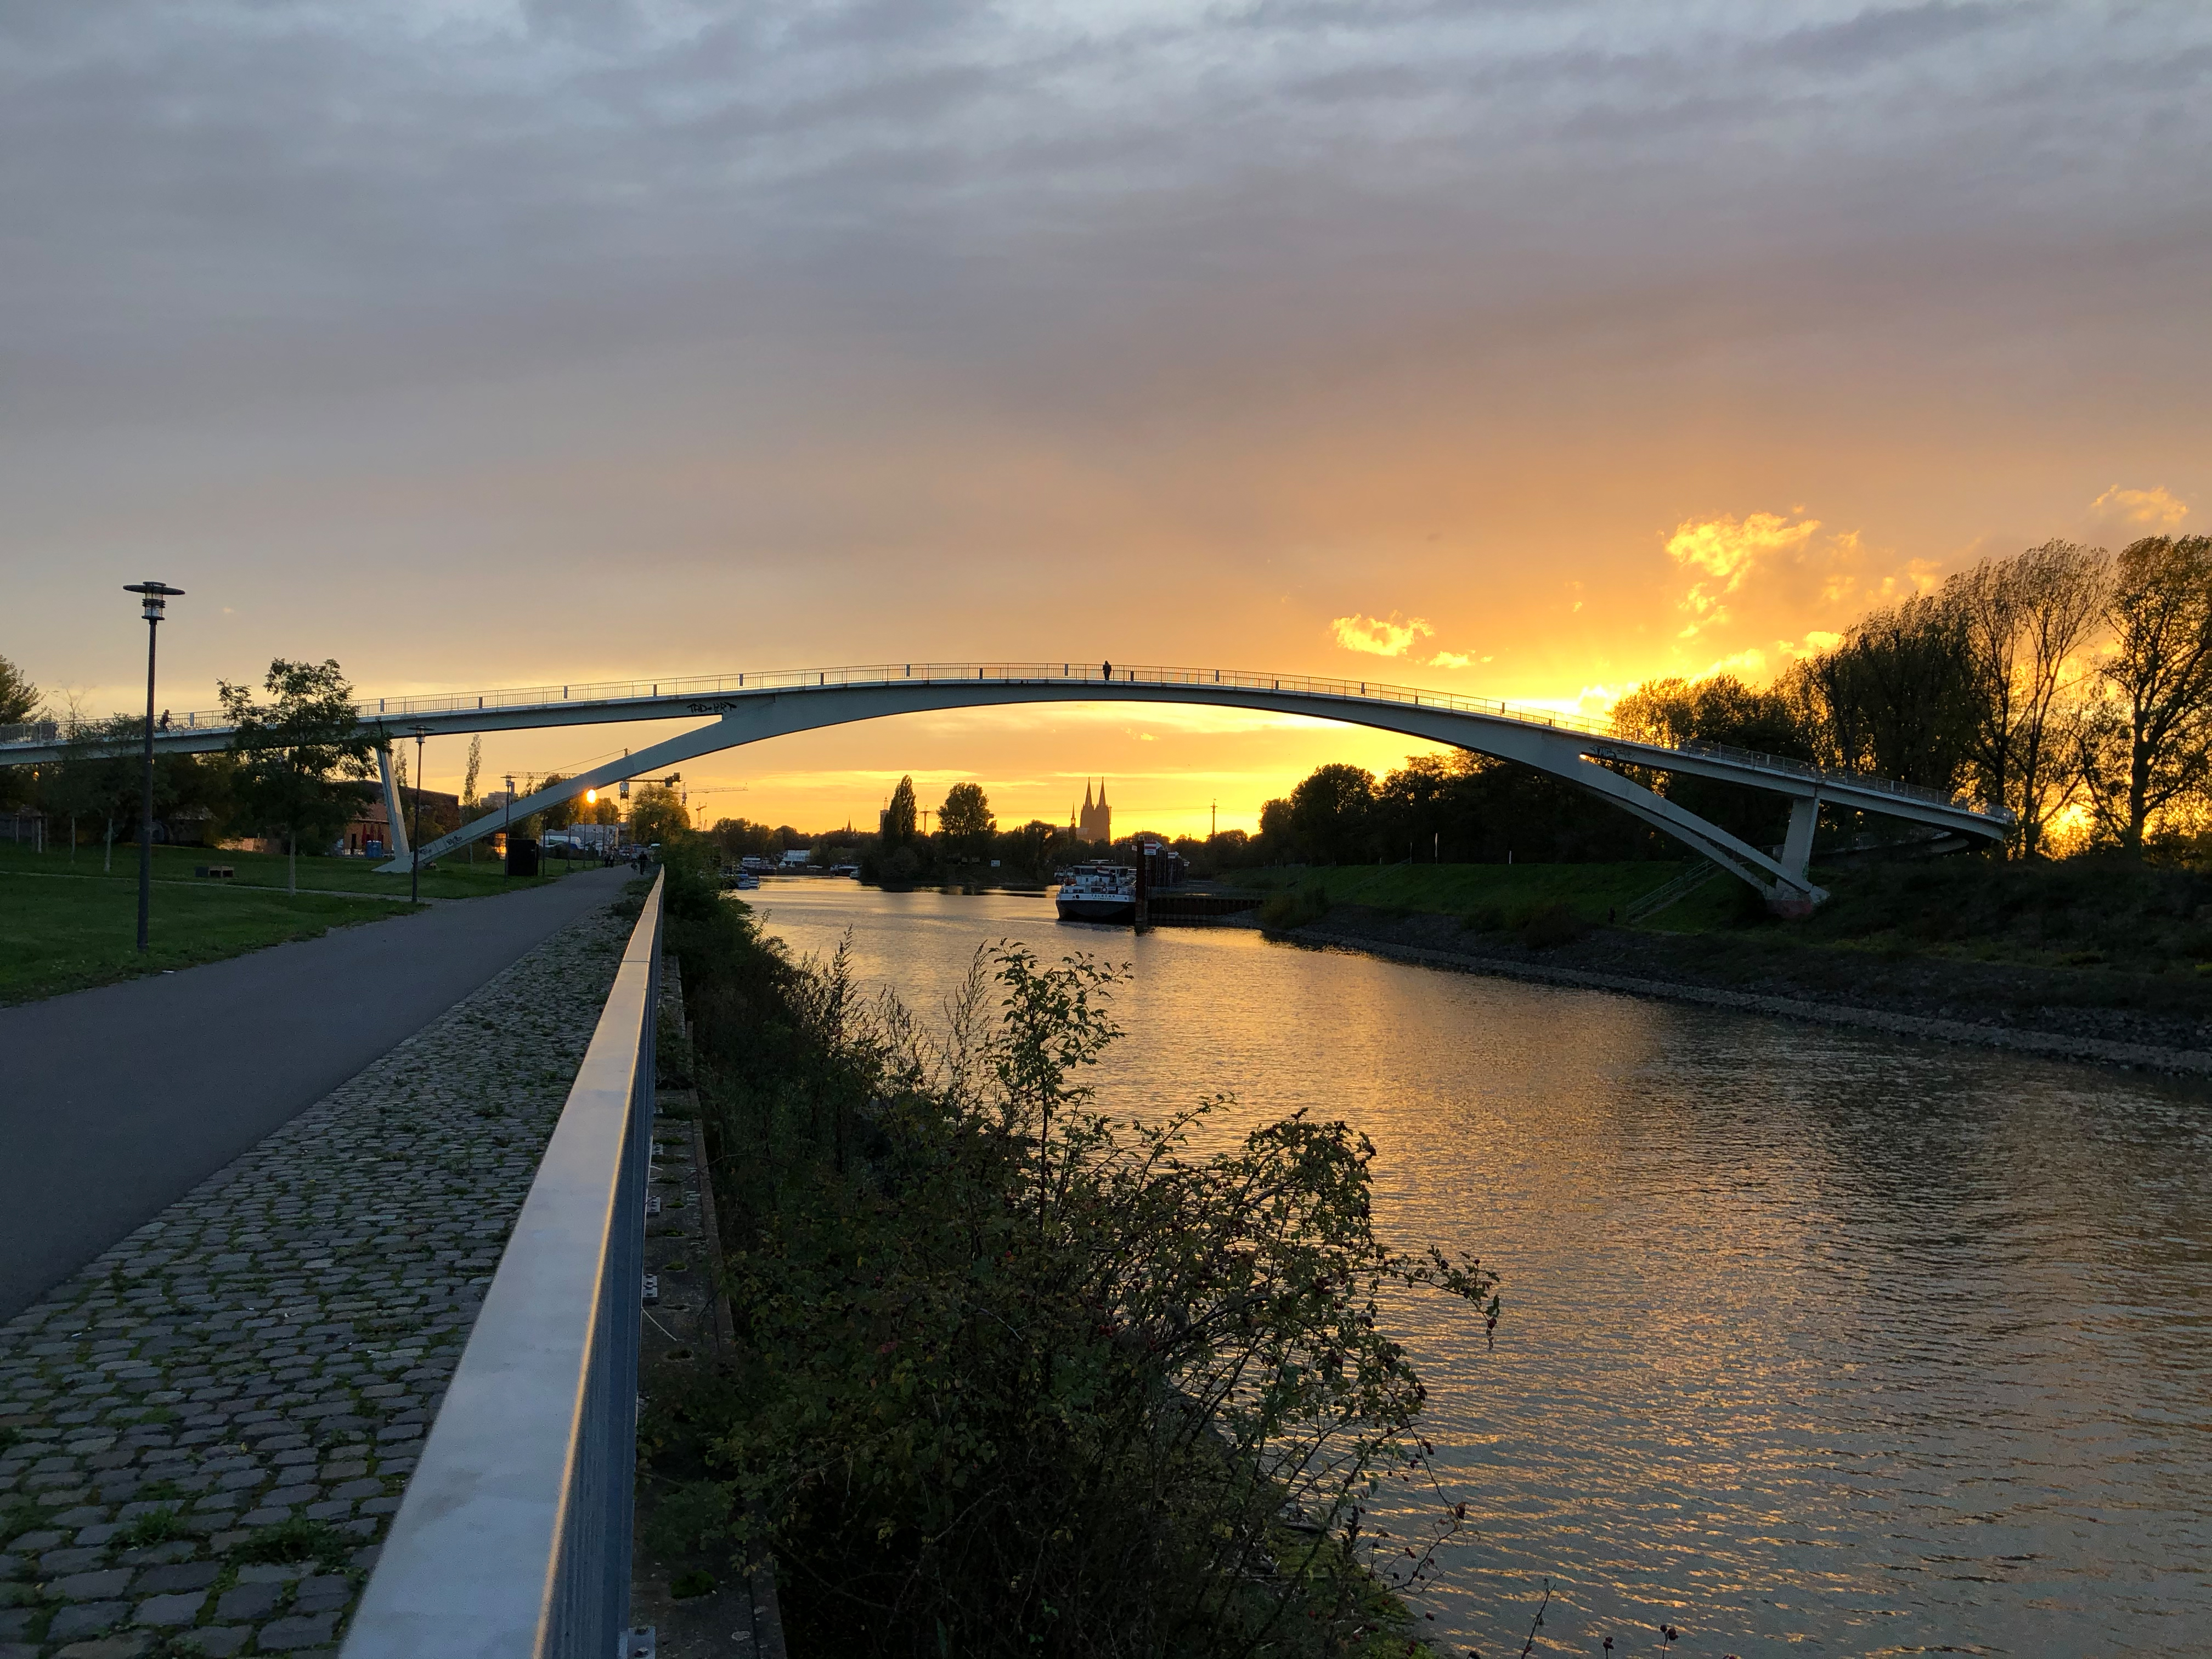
1144;890;1264;925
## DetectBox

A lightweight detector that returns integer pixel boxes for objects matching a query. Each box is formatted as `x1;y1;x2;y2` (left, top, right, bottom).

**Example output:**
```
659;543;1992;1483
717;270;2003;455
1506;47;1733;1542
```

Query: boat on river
1053;861;1135;923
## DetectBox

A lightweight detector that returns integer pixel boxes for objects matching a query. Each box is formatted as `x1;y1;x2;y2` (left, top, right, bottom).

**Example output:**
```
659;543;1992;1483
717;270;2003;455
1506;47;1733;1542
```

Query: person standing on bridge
1101;658;1112;682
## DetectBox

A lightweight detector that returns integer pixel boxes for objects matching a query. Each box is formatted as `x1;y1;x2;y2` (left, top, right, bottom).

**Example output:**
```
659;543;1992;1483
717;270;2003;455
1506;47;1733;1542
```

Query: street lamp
122;582;184;953
409;725;431;906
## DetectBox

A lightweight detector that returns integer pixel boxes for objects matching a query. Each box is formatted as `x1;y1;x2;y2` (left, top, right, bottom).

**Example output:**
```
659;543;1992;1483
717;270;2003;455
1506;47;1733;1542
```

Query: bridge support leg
1550;751;1828;911
1780;794;1818;883
376;715;747;873
1762;795;1822;917
377;747;410;861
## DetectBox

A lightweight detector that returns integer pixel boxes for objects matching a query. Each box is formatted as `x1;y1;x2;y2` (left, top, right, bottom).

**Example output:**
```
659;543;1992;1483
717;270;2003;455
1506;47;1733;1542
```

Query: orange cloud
1329;612;1434;657
1635;510;1951;696
1666;511;1822;636
2091;484;2190;530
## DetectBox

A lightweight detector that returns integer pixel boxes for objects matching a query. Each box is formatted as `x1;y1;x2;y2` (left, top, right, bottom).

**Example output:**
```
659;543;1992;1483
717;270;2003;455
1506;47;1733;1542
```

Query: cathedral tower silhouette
1077;779;1112;844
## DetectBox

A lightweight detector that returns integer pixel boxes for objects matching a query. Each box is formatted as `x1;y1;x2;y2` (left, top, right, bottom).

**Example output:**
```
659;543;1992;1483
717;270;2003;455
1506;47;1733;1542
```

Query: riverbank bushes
646;837;1495;1658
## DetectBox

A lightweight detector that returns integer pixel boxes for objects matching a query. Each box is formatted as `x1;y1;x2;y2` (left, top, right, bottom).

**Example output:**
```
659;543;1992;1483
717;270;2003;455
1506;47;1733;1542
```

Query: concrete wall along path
0;900;631;1659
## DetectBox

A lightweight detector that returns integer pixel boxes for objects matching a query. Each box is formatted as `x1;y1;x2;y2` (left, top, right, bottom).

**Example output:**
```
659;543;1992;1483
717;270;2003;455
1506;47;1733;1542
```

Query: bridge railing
341;871;662;1659
0;659;2002;820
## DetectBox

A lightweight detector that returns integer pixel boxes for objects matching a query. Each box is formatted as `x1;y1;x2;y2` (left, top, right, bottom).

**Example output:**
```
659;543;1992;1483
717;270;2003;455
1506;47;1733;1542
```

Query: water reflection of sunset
757;884;2212;1657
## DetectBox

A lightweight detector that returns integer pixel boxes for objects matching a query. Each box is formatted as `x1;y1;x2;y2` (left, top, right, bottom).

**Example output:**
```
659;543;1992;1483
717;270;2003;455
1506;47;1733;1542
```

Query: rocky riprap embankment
0;903;628;1658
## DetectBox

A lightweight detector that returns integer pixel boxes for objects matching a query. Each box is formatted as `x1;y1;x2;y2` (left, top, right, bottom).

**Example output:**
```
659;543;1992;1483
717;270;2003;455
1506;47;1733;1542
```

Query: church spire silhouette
1078;777;1112;844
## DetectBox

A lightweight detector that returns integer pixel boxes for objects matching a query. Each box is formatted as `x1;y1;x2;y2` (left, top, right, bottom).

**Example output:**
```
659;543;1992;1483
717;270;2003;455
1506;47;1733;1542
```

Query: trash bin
506;836;541;877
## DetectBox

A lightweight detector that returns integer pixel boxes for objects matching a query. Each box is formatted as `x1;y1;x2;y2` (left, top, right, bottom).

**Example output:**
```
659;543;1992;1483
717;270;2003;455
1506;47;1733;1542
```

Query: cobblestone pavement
0;900;630;1658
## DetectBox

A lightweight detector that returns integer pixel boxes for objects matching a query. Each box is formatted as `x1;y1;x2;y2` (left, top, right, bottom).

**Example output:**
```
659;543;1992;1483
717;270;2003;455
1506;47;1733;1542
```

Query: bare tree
2079;535;2212;846
1950;540;2109;855
47;714;144;871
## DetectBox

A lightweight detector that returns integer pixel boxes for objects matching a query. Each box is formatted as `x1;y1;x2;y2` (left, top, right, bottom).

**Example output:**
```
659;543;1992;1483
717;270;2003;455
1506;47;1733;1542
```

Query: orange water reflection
748;884;2212;1656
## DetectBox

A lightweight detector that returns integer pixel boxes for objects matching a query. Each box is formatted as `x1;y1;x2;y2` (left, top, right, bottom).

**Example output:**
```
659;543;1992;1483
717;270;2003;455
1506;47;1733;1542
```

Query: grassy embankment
0;840;585;1005
1236;855;2212;980
1234;860;1699;927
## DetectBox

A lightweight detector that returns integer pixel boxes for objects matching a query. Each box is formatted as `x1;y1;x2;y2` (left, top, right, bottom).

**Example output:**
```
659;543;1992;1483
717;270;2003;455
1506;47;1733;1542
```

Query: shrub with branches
647;840;1495;1658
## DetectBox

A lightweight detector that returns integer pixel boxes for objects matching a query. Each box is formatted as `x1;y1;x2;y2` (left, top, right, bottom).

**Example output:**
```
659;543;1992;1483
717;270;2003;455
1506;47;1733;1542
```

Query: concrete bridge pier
375;744;410;861
1768;795;1824;917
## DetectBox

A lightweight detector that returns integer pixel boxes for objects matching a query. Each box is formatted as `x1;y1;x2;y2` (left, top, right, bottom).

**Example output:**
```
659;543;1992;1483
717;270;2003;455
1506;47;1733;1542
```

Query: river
741;881;2210;1657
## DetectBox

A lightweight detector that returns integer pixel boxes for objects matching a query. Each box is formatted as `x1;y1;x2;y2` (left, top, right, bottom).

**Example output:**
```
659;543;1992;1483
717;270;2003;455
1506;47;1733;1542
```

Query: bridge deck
0;659;2006;829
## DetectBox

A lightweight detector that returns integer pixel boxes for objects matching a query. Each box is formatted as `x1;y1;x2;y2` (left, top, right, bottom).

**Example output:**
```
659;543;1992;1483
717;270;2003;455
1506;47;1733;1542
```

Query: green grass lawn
1228;861;1693;921
0;838;592;901
0;871;414;1006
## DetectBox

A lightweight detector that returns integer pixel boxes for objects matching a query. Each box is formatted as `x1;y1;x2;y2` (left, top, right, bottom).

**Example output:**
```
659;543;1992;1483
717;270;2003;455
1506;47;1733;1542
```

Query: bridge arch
313;664;2010;908
0;662;2007;906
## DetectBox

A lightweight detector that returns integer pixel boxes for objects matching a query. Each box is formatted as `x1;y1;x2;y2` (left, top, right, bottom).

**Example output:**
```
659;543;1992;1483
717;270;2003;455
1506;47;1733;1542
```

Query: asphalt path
0;866;633;1321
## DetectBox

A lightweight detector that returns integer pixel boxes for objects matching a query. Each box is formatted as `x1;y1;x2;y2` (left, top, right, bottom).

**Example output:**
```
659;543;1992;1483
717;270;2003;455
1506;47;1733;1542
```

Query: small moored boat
1054;861;1136;923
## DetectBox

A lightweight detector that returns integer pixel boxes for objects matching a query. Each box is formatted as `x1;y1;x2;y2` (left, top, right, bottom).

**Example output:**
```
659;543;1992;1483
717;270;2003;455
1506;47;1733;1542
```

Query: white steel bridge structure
0;661;2013;910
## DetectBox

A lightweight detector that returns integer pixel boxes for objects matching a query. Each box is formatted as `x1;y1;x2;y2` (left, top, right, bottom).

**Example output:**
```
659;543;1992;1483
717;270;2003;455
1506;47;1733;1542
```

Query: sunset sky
4;2;2207;836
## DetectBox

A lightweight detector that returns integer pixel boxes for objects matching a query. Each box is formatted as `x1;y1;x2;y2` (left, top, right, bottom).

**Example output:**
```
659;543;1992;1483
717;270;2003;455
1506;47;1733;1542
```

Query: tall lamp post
409;725;431;905
122;582;184;953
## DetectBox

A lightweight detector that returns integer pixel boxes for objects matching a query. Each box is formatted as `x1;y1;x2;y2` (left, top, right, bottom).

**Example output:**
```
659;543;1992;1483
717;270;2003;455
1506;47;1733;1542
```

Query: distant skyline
4;2;2206;836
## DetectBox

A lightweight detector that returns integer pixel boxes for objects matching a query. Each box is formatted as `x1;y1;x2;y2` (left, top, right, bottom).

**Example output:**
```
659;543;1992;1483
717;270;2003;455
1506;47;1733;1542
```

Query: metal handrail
343;871;663;1659
0;659;2007;822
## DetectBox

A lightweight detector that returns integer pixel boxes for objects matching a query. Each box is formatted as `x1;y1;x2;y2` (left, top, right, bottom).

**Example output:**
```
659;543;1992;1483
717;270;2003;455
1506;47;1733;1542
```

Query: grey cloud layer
1;0;2206;614
3;2;2208;714
5;0;2205;351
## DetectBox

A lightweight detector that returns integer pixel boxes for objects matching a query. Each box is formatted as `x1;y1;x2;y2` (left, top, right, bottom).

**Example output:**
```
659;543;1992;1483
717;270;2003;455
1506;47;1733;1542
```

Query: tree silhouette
883;774;919;845
939;780;995;861
219;658;374;892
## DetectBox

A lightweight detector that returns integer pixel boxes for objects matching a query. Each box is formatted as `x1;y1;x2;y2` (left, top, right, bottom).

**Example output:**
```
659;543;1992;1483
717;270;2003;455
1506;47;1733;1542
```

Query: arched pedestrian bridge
0;661;2013;910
